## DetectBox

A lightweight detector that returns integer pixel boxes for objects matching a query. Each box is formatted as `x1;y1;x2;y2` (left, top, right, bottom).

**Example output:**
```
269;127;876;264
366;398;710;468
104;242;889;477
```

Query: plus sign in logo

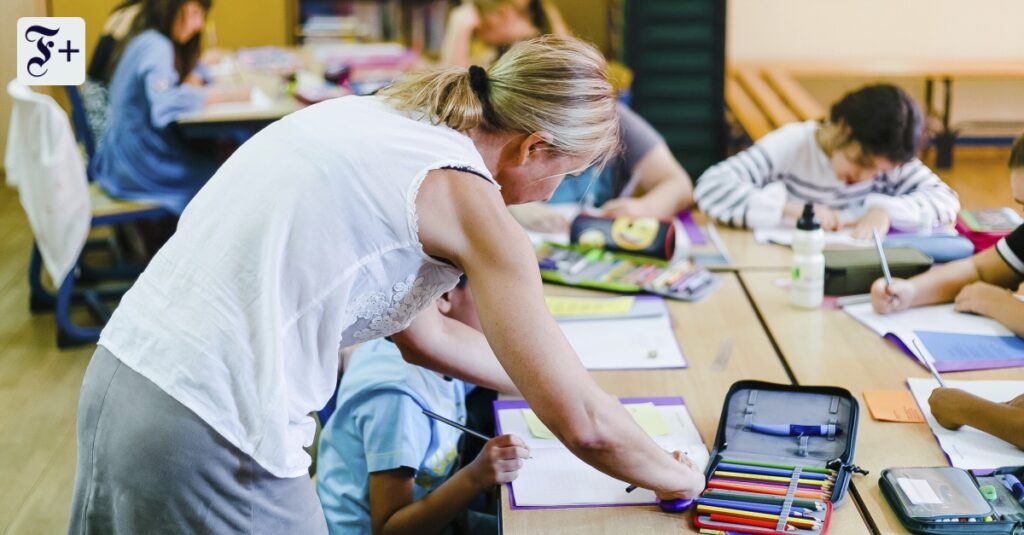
17;17;85;86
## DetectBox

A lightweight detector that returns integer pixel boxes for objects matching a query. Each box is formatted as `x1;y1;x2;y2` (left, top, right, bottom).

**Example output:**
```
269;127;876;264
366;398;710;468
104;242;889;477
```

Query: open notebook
554;295;687;370
844;302;1024;372
494;397;709;509
908;378;1024;470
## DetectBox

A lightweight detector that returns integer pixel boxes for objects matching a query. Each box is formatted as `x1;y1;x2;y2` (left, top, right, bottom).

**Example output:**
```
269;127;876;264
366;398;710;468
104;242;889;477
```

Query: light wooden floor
0;147;1015;535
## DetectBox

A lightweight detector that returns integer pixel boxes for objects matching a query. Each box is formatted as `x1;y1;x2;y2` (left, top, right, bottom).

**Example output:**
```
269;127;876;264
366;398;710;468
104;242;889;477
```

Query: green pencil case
824;247;933;296
880;466;1024;534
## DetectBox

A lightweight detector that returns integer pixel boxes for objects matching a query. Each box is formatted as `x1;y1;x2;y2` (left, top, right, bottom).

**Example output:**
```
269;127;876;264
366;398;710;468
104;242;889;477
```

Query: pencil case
880;466;1024;534
569;214;676;260
823;247;933;296
536;242;721;302
693;381;867;535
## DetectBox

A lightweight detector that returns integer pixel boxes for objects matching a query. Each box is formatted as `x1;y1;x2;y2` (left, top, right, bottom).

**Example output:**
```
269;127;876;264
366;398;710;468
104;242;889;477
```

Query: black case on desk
824;247;933;296
693;381;866;534
880;466;1024;534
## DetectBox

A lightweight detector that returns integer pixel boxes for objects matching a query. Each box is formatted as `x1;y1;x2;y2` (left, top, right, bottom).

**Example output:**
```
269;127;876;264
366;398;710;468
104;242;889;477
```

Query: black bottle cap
797;202;820;230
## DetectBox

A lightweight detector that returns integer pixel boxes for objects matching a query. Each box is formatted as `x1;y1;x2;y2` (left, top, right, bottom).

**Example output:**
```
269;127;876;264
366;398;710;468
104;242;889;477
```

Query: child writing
696;84;960;238
90;0;248;214
317;279;519;534
871;135;1024;450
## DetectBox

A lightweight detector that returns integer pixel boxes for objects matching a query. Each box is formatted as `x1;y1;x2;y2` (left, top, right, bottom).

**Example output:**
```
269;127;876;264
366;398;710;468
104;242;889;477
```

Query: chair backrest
65;85;97;161
5;80;92;285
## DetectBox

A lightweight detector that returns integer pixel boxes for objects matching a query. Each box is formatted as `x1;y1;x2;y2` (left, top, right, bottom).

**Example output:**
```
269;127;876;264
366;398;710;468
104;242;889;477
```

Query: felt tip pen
997;474;1024;504
748;423;840;437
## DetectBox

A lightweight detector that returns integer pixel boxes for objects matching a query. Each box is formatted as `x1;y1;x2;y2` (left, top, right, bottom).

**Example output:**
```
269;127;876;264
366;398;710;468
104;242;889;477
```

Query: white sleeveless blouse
98;96;496;477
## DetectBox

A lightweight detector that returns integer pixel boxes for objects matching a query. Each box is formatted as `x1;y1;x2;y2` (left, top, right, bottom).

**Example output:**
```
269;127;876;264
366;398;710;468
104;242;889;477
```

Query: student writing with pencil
871;135;1024;450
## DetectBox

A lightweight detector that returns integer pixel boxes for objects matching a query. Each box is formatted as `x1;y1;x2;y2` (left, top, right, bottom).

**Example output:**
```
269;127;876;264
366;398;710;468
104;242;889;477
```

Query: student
695;84;960;238
509;102;695;232
70;36;704;534
440;0;569;69
89;0;247;214
81;0;143;146
317;280;515;535
871;135;1024;450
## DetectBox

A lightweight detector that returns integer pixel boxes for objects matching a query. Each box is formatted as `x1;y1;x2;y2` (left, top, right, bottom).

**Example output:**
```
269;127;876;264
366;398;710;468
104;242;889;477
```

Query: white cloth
4;81;91;285
98;95;496;478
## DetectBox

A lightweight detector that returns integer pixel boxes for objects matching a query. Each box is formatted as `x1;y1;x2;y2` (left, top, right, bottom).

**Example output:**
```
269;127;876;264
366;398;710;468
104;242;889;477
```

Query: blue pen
715;462;830;481
997;474;1024;504
748;423;841;437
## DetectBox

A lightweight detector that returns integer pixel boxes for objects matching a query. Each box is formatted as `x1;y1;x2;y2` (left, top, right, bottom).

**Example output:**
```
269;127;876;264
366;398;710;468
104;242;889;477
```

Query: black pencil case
569;214;676;260
880;466;1024;534
693;381;867;534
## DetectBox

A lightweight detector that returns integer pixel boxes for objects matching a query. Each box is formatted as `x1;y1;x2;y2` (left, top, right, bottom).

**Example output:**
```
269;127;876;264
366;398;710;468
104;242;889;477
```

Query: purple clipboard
493;396;694;510
677;210;707;246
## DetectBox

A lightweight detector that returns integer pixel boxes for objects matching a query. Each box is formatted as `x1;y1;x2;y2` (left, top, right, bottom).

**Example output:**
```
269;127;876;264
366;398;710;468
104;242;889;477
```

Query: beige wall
1;0;49;175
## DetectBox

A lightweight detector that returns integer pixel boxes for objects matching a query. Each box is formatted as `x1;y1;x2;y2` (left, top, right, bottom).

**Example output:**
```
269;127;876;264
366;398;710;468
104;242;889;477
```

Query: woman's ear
516;131;554;165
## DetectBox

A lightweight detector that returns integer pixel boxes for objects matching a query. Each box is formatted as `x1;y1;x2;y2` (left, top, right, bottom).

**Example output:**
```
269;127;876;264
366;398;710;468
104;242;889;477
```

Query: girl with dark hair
440;0;569;69
89;0;248;215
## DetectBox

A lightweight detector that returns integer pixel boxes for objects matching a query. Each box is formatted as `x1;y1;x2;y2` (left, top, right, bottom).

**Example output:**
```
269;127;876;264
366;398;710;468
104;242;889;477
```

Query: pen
748;423;840;437
911;338;946;387
997;474;1024;505
422;409;490;441
872;228;895;303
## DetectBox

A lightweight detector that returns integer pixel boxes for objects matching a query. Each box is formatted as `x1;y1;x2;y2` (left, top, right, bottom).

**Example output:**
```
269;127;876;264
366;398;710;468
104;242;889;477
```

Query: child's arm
439;3;479;68
369;435;528;535
694;145;781;228
601;144;694;219
954;282;1024;337
859;159;960;233
929;388;1024;450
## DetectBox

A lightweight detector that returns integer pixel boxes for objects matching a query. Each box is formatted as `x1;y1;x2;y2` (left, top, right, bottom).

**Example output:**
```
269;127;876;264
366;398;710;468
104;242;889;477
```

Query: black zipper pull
826;459;870;476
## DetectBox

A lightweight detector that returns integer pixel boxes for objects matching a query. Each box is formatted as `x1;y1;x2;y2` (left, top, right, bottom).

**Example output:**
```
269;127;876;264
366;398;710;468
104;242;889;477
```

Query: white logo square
17;17;85;86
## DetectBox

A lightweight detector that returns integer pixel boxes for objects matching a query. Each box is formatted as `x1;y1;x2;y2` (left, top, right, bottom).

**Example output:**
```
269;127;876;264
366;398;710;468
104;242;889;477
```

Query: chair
65;84;97;161
6;81;168;347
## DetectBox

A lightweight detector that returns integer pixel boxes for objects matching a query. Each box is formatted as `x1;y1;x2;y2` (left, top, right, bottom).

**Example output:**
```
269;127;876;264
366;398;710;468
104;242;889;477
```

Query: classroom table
686;212;797;271
498;276;872;534
739;271;1024;534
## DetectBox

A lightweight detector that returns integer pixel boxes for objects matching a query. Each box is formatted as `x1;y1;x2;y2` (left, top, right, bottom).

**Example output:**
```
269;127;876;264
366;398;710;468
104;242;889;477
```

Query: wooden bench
725;65;825;141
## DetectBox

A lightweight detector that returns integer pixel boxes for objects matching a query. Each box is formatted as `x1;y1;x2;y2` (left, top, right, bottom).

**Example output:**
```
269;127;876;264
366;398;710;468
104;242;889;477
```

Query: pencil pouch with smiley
569;214;676;260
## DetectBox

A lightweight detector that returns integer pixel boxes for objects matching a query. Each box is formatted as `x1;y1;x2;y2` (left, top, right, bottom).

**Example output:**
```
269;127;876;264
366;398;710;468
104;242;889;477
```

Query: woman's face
172;1;207;44
477;4;539;46
493;144;589;205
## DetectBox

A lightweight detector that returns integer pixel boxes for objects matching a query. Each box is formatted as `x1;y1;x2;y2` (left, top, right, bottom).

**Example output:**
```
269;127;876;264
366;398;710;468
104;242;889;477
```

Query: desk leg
934;77;955;169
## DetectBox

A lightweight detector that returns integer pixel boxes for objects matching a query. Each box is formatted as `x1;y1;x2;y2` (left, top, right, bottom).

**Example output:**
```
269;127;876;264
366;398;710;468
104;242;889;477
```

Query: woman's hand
870;277;915;314
954;281;1013;318
851;207;891;239
653;450;706;501
465;434;530;489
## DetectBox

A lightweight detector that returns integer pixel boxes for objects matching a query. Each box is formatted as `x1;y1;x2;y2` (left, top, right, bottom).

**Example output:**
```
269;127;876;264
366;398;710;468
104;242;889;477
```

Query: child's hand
783;202;842;230
870;277;914;314
602;197;653;219
929;388;970;430
466;434;530;489
508;204;570;233
954;281;1013;318
851;208;891;239
654;450;706;501
447;3;481;34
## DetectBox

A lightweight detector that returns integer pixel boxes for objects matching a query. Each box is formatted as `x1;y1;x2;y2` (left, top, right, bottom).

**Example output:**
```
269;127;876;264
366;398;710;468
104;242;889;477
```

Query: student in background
90;0;248;215
317;279;516;535
871;135;1024;450
440;0;569;69
81;0;143;146
509;102;694;232
696;84;959;238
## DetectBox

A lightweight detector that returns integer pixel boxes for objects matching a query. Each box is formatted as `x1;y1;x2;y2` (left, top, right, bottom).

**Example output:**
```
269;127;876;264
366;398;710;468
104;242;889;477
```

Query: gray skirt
69;346;328;534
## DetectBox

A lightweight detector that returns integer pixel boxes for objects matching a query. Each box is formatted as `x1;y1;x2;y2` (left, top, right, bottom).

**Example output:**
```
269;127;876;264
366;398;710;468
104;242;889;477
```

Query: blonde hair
380;34;620;170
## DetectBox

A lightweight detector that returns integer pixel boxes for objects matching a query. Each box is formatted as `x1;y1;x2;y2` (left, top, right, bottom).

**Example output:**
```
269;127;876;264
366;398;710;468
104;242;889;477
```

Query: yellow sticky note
545;296;635;318
521;403;669;440
625;403;670;436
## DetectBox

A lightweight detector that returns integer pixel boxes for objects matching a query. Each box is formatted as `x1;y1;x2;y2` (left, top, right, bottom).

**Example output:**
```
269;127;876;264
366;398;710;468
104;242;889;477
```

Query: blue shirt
316;339;467;535
90;30;219;214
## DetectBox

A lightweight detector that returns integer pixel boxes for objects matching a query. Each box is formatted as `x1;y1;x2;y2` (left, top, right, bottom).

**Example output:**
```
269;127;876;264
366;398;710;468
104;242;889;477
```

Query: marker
997;474;1024;505
422;409;490;441
872;228;895;303
748;423;840;437
911;338;946;387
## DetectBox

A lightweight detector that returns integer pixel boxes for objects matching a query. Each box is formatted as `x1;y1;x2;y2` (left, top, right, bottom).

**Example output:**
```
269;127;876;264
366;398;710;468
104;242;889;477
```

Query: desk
739;271;1024;534
688;212;793;271
499;276;871;534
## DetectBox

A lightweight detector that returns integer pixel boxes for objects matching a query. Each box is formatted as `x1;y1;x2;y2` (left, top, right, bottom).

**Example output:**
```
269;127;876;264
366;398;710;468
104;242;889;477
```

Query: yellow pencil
714;470;832;487
696;505;820;528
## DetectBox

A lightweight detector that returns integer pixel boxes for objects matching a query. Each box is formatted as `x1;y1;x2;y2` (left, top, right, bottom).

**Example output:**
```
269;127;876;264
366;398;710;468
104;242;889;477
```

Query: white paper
496;402;709;507
199;87;274;117
908;378;1024;470
753;226;871;247
897;477;942;505
557;299;686;370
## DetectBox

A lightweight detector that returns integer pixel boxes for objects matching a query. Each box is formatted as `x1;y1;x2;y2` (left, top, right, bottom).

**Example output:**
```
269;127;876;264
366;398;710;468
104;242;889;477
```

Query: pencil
707;480;825;499
720;459;834;475
713;471;832;487
715;462;832;481
422;409;490;441
708;513;798;531
703;489;825;510
872;228;893;291
911;338;946;387
697;505;820;527
697;497;814;516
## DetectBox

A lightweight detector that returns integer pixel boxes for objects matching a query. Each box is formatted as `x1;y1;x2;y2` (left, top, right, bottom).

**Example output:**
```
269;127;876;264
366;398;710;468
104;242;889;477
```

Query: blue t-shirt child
316;339;467;534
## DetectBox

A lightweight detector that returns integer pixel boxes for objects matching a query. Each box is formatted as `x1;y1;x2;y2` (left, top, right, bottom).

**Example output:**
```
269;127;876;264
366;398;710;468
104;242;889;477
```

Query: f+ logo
17;18;85;86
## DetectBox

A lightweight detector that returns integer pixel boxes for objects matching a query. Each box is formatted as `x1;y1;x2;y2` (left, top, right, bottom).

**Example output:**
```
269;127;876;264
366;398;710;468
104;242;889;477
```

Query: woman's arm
414;169;704;499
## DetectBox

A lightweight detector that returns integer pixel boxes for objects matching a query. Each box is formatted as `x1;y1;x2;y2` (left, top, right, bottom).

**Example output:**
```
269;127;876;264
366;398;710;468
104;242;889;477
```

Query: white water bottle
790;203;825;309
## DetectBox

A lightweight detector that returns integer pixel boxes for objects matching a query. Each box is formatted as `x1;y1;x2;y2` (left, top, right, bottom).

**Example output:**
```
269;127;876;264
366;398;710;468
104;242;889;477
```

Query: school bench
725;65;825;141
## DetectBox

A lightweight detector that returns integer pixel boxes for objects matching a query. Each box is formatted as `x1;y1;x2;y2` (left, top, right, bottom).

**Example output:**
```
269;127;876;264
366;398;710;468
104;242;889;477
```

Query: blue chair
65;84;97;161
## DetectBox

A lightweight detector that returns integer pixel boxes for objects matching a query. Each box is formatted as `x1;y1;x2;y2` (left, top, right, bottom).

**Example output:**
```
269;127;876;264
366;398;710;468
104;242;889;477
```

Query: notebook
494;397;709;509
844;302;1024;372
907;378;1024;470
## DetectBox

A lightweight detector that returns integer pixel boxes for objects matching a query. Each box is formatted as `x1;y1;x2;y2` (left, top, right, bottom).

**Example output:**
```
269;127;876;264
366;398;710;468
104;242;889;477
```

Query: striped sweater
695;121;960;230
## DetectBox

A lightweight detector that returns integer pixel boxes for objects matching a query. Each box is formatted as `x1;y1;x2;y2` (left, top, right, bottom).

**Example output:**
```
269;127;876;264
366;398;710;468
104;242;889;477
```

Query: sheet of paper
754;226;871;247
897;478;942;505
863;390;925;423
497;399;709;508
521;403;669;440
545;296;635;318
556;298;686;370
908;378;1024;470
199;87;274;116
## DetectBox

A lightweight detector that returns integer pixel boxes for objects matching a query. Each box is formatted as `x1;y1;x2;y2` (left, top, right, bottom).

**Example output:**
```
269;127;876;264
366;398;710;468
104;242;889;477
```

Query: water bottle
790;203;825;309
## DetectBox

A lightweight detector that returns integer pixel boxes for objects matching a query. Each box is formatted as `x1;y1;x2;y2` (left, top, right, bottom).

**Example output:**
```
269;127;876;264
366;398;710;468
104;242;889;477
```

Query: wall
0;0;49;175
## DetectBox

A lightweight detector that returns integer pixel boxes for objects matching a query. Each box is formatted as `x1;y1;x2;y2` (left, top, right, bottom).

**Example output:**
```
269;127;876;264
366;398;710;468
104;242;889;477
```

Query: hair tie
468;65;489;98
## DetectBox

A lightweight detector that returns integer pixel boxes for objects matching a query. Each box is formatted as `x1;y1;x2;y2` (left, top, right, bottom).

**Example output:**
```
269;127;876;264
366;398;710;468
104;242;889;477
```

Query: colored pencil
721;459;834;475
703;489;824;510
697;497;813;516
697;505;820;528
713;471;832;487
708;513;797;531
707;480;825;499
715;462;832;481
710;478;828;495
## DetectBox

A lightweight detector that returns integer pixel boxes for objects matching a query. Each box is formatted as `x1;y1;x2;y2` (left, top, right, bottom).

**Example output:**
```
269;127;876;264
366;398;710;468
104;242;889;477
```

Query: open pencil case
693;381;867;534
535;242;720;301
880;466;1024;534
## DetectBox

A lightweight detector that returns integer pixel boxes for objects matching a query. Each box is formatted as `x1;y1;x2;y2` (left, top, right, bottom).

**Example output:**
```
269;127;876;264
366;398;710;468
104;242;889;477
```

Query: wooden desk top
499;276;870;534
688;213;793;271
739;271;1024;534
732;60;1024;80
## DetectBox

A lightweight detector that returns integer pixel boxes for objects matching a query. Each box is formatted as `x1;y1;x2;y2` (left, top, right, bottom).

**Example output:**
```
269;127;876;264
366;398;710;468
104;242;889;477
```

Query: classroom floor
0;147;1014;535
